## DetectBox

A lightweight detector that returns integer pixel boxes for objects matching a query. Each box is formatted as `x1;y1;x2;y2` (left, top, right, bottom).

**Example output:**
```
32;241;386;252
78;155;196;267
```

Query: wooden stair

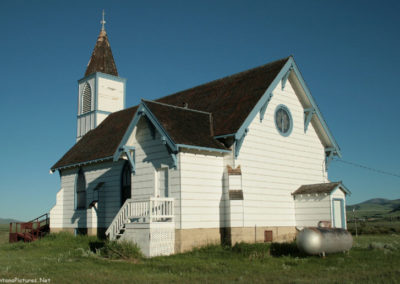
9;213;50;243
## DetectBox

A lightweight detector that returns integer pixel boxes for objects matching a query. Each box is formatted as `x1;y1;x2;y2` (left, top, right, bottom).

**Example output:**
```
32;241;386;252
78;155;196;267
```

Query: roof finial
101;9;106;31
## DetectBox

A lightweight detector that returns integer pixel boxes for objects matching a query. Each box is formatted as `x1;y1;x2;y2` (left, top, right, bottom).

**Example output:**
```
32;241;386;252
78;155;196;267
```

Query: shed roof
292;182;351;195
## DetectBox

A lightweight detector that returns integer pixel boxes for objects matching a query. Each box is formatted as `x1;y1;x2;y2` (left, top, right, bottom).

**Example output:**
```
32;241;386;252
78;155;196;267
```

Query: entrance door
121;162;132;206
333;199;344;228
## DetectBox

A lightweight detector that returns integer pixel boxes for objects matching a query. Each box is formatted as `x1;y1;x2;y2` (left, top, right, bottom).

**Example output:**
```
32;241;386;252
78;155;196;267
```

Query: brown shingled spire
84;28;119;77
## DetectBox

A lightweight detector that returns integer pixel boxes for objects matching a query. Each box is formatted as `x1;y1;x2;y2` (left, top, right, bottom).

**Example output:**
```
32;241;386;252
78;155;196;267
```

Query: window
274;104;293;136
157;168;168;198
76;168;86;209
121;162;132;206
81;83;92;114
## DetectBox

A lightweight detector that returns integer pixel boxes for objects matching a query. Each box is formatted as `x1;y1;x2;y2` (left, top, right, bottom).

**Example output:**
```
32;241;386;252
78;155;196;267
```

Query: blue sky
0;0;399;220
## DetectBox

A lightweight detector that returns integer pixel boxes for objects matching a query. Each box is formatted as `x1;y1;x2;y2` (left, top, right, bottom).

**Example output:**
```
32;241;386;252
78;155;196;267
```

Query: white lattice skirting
120;222;175;257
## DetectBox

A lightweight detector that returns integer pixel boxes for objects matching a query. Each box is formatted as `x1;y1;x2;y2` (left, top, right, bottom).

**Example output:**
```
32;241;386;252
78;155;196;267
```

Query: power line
333;158;400;178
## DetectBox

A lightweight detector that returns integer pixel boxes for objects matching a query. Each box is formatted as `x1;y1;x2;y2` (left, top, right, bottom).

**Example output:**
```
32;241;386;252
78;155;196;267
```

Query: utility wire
333;158;400;179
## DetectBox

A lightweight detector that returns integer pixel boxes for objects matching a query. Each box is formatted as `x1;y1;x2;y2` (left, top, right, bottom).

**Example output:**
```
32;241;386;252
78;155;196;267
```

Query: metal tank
296;227;353;255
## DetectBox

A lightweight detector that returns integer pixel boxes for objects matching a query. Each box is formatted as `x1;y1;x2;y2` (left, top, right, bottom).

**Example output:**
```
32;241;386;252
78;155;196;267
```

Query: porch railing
105;197;174;240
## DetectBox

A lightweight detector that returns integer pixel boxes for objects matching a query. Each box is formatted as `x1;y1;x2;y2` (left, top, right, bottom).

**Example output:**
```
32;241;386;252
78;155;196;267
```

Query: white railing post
106;197;175;240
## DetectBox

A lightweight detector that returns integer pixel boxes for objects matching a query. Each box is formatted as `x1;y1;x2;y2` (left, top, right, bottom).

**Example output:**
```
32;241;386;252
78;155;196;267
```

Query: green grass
0;233;400;283
347;220;400;235
0;224;9;244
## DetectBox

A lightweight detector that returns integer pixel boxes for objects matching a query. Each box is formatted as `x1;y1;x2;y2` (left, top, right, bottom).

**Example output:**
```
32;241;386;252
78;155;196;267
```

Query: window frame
120;161;132;206
75;168;87;210
81;82;92;114
274;104;293;137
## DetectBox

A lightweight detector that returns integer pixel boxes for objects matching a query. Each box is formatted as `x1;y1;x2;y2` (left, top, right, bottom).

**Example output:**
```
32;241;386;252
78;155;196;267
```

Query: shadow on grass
89;241;105;252
269;242;307;258
231;242;308;258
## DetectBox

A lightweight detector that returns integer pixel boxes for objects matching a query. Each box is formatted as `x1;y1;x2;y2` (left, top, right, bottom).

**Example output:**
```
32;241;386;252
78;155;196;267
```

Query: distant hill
347;198;400;219
0;218;20;224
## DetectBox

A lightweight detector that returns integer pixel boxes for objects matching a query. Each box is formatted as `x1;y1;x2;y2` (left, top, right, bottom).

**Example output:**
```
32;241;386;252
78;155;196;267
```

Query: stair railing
105;198;174;240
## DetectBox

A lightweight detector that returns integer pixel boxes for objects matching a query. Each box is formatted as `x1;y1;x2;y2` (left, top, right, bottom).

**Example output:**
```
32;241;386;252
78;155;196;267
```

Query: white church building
50;21;351;257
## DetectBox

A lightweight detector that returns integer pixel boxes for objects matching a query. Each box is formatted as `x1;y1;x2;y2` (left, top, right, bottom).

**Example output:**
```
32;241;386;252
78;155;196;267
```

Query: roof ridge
106;56;291;119
142;99;212;115
155;56;291;102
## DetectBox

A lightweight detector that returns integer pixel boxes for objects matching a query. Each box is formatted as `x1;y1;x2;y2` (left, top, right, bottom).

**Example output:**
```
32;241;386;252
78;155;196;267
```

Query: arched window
76;168;86;209
121;162;132;206
81;83;92;114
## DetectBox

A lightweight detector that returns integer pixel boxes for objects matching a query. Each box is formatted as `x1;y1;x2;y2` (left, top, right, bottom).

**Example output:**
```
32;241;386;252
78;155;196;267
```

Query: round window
274;105;293;136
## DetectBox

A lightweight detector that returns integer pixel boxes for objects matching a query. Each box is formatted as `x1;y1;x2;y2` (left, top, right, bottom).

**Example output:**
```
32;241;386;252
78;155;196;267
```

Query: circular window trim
274;104;293;137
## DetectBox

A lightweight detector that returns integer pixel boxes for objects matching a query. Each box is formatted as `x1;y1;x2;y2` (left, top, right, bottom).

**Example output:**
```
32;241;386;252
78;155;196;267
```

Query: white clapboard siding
294;195;331;227
97;77;124;113
125;117;181;228
58;161;125;228
180;151;225;229
49;188;64;228
58;113;182;230
237;80;328;228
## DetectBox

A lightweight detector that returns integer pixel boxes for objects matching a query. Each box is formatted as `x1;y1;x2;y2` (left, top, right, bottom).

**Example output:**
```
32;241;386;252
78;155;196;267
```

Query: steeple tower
77;11;126;141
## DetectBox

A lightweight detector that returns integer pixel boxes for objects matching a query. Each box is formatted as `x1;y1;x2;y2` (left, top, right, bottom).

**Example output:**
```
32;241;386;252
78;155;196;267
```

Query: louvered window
81;83;92;114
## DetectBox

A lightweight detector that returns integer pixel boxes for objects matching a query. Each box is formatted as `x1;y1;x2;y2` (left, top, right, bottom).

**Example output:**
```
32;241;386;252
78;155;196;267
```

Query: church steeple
76;11;126;141
85;10;118;77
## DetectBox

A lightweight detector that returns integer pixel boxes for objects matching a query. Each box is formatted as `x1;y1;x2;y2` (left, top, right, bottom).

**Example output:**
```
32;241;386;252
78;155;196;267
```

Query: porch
105;197;175;257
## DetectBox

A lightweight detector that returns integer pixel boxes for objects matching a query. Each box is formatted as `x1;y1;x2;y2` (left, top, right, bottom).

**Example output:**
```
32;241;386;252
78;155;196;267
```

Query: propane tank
296;227;353;255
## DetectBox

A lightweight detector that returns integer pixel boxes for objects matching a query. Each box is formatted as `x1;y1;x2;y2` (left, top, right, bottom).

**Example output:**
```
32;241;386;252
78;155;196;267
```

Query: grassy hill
0;218;20;225
347;198;400;219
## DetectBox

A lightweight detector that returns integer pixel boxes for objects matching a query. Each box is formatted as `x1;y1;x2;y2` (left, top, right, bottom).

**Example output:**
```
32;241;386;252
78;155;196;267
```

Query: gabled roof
157;57;290;136
144;100;227;150
292;182;351;196
52;56;341;171
85;30;118;77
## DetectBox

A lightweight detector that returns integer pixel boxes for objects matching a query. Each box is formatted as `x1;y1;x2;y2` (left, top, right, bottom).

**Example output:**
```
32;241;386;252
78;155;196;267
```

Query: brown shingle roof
52;57;290;170
157;57;289;136
292;182;341;195
85;30;118;77
51;106;137;170
144;100;227;150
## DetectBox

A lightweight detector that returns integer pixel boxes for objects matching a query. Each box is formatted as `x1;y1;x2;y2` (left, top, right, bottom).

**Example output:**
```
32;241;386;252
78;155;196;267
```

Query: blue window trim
332;198;346;229
234;56;341;159
274;104;293;137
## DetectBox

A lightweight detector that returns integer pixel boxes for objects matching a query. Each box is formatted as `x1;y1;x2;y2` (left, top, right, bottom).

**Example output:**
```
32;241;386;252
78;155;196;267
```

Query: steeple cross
101;9;106;31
